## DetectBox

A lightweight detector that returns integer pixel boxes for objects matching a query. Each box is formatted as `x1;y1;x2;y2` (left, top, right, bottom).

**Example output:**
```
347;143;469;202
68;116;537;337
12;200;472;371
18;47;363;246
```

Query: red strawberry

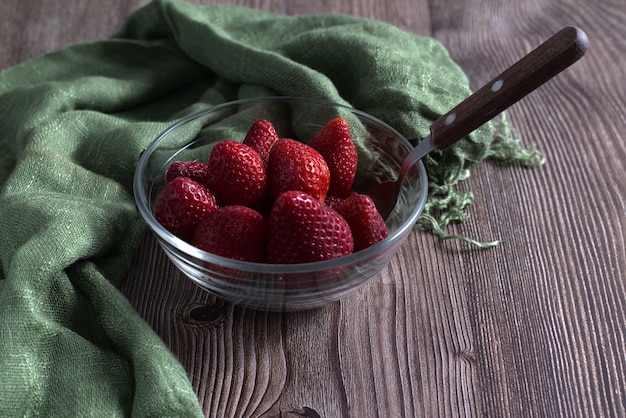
154;176;218;242
192;206;266;263
334;192;388;251
205;139;268;207
165;160;209;184
266;139;330;203
242;119;279;165
308;117;357;198
266;191;353;264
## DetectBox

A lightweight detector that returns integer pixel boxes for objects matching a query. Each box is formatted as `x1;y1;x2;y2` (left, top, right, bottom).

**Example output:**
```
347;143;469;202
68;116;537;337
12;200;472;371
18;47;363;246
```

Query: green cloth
0;0;540;416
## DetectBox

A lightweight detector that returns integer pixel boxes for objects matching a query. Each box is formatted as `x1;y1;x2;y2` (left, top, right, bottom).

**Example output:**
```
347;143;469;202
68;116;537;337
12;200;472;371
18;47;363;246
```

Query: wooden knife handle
430;26;589;150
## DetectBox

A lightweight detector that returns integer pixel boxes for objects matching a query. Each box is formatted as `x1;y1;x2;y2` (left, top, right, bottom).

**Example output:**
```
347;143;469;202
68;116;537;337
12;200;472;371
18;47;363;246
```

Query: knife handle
430;26;588;151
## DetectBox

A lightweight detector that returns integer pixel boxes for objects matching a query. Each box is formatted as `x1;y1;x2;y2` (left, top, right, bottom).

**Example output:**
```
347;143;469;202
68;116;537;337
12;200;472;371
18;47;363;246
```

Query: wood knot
454;348;477;364
278;406;322;418
185;303;226;326
287;407;322;418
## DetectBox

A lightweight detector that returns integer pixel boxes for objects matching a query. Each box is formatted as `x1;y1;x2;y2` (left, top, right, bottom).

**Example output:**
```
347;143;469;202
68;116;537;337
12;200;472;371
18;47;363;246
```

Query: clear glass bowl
134;97;428;311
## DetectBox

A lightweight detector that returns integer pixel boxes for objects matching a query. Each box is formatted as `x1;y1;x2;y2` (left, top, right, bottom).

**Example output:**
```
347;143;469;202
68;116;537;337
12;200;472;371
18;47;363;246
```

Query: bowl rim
133;96;429;274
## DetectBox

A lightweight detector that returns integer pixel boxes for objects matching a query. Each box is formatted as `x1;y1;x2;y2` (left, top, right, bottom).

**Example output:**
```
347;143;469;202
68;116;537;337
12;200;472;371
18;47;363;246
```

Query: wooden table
3;0;624;416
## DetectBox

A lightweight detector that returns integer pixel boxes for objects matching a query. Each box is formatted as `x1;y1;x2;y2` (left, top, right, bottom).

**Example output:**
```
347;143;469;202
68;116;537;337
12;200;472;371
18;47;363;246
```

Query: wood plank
429;0;626;416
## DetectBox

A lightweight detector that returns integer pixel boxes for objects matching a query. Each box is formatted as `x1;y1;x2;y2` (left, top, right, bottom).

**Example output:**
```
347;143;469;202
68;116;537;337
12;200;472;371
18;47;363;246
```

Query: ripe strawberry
334;192;388;251
308;117;357;198
266;191;353;264
266;139;330;203
165;160;209;184
242;119;279;165
154;176;218;242
205;139;268;207
192;206;266;263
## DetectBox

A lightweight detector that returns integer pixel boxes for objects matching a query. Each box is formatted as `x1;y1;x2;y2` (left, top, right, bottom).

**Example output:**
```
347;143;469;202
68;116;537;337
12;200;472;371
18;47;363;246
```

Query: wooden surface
3;0;624;417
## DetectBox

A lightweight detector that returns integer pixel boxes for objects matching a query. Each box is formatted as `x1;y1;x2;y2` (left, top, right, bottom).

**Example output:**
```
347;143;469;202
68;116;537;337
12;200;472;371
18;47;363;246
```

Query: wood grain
3;0;625;417
429;1;626;417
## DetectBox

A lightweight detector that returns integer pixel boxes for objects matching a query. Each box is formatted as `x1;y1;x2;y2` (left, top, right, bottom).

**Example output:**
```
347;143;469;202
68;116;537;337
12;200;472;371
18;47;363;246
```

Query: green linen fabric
0;0;540;416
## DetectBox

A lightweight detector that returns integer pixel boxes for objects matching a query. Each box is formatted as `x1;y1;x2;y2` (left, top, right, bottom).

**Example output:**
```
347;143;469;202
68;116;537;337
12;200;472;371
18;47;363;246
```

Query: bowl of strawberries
134;97;428;311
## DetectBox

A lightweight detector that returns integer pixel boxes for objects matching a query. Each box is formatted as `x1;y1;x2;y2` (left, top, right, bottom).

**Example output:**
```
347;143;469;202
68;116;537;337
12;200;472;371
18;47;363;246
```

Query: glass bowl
133;97;428;311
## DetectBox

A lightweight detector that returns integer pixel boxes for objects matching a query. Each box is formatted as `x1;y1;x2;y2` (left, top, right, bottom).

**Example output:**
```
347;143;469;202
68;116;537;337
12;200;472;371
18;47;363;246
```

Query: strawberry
266;191;353;264
205;139;268;207
242;119;279;165
154;176;218;242
308;117;357;198
192;205;266;263
266;139;330;203
165;160;209;185
334;192;388;251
